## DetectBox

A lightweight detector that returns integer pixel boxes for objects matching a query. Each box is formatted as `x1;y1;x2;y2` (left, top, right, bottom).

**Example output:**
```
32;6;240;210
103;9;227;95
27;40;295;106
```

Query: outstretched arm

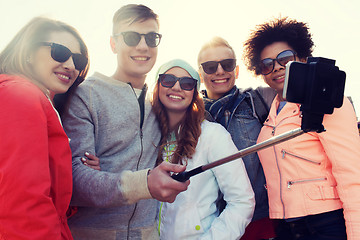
81;153;189;203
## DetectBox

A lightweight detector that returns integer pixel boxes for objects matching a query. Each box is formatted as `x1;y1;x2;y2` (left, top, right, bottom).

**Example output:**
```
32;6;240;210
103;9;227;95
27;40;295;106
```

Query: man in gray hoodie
62;4;189;239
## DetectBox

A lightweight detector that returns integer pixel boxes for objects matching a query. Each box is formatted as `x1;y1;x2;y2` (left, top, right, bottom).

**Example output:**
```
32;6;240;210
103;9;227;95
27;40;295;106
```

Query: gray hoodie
62;72;161;239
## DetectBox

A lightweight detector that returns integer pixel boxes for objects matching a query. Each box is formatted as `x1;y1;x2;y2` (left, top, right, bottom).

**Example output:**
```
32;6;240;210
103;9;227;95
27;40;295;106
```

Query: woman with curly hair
243;17;360;240
152;59;255;239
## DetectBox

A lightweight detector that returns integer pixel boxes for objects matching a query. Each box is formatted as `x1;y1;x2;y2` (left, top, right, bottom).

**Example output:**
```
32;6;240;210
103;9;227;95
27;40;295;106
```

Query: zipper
273;146;286;218
264;123;276;136
281;150;321;165
158;202;164;234
127;83;146;240
264;113;295;136
287;177;327;189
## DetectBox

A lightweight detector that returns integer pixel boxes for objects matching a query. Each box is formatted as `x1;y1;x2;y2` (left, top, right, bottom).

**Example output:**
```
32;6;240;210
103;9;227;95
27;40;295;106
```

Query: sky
1;0;360;116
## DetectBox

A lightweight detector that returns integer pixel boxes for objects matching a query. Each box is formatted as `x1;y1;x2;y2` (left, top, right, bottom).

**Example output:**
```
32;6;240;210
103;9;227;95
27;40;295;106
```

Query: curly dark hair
243;17;314;75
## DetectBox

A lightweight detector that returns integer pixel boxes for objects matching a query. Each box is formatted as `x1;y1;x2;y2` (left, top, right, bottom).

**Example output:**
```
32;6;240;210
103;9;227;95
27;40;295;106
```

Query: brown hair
152;81;205;166
112;4;159;35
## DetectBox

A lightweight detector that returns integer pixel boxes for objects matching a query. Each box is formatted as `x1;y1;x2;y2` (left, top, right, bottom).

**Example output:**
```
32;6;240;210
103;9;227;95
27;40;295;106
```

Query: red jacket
257;96;360;239
0;75;73;240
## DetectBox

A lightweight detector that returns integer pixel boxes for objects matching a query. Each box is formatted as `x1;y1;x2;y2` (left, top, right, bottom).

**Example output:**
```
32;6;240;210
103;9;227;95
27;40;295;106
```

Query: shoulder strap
137;84;148;129
128;83;147;130
245;89;270;124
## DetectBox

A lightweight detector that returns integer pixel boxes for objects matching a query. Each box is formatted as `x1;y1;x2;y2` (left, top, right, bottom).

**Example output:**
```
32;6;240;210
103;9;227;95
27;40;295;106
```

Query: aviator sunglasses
39;42;88;71
114;31;162;48
259;49;296;75
201;58;236;74
159;74;197;91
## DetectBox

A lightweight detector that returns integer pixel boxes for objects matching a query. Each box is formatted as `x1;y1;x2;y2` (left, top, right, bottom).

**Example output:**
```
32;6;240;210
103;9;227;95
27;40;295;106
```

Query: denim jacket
202;86;275;221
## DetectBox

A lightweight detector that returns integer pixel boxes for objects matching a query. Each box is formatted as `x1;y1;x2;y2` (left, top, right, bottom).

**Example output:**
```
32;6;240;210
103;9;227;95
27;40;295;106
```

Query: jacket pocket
179;204;205;238
307;185;340;200
281;150;321;165
287;177;327;189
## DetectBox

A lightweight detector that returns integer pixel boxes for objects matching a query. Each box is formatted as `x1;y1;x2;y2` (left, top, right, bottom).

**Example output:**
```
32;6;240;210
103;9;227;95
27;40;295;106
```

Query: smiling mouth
131;56;150;61
273;75;285;82
212;79;228;83
56;73;71;83
168;94;183;100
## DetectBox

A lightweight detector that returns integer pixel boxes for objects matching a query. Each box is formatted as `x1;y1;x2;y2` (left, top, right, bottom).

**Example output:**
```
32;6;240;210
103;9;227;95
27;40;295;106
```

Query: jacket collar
266;95;301;124
202;86;247;128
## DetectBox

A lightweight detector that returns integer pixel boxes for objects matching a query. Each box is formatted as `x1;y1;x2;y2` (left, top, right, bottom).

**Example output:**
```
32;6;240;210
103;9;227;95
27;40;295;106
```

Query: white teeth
213;79;227;83
133;57;148;61
274;75;284;80
57;74;69;79
169;95;182;99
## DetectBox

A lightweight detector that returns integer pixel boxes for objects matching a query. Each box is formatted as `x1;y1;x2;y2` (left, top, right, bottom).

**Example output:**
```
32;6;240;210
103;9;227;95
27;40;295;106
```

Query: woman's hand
81;152;100;171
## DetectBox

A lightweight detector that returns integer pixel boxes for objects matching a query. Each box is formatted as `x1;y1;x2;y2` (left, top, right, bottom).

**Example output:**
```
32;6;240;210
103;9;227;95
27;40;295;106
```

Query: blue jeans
275;209;347;240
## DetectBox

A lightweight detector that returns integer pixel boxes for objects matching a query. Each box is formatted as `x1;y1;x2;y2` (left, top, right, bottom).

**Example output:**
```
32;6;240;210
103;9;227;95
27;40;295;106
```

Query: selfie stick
172;127;304;182
171;57;346;182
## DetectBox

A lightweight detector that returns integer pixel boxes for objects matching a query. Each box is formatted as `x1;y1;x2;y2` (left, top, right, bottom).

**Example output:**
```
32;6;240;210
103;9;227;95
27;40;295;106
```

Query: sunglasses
259;50;296;75
159;74;197;91
114;31;162;48
201;58;236;74
39;42;88;71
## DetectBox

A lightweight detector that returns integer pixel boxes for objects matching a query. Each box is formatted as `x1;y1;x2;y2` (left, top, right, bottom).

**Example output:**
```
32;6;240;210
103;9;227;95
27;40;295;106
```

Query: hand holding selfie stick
172;57;346;182
172;128;305;182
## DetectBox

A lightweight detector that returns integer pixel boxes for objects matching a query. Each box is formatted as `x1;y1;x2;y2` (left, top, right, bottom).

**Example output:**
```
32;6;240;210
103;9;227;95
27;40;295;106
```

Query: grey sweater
62;72;161;239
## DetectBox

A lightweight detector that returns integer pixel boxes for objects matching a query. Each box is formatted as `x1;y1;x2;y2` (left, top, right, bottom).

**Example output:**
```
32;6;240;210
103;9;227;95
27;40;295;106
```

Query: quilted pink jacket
257;96;360;239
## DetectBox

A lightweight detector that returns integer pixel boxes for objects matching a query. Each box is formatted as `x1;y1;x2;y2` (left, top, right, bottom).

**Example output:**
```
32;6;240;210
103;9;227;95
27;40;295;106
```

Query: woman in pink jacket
243;17;360;240
0;17;89;239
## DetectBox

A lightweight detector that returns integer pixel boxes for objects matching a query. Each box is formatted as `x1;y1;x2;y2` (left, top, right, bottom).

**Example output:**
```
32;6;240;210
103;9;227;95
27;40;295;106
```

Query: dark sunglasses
39;42;88;71
259;50;296;75
114;31;162;48
201;58;236;74
158;74;197;91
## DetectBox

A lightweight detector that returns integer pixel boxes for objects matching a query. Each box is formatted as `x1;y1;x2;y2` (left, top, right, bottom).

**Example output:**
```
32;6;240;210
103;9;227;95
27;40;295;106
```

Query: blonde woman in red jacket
243;17;360;240
0;17;89;239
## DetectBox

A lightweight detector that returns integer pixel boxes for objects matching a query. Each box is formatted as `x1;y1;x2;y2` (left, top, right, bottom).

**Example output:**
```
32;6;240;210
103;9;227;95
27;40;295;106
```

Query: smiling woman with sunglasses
0;17;89;240
152;59;255;240
244;17;360;240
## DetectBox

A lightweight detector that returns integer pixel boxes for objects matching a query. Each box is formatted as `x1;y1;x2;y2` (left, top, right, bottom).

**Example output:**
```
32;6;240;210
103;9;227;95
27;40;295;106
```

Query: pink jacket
257;95;360;239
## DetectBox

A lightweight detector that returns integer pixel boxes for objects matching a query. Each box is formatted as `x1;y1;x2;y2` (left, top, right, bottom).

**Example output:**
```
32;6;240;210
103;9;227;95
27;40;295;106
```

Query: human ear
110;36;117;53
235;65;239;79
198;71;204;83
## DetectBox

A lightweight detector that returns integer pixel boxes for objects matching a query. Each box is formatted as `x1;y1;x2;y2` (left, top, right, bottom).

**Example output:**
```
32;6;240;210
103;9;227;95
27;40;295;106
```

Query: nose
215;63;225;74
171;80;182;91
273;60;285;72
136;35;148;50
62;56;77;71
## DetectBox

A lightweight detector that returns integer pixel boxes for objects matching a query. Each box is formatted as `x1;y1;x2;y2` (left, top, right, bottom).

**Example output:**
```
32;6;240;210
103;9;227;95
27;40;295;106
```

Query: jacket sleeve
319;97;360;239
200;124;255;240
62;87;151;207
0;85;62;239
